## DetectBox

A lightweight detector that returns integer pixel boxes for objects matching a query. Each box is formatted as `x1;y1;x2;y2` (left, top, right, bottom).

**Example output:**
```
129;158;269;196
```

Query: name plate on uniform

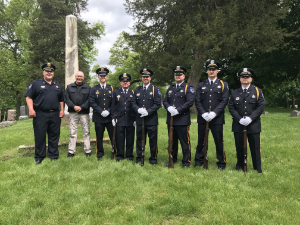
236;97;240;100
202;87;206;89
41;86;45;88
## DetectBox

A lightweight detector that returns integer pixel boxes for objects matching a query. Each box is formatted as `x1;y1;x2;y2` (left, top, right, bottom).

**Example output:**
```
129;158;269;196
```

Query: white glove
167;106;176;114
244;116;252;126
171;109;179;116
101;110;110;117
133;121;136;127
112;119;117;127
138;108;147;115
239;118;246;125
207;112;217;121
140;110;149;117
202;112;209;121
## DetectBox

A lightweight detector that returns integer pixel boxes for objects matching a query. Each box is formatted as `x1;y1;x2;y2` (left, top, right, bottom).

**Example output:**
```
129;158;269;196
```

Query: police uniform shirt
228;84;265;133
132;84;161;126
25;78;64;111
163;82;195;125
111;88;135;127
89;83;114;123
195;79;229;124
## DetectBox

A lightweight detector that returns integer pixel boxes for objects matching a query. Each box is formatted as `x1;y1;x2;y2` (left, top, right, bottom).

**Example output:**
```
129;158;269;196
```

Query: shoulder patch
227;83;229;90
190;86;195;94
28;83;33;89
261;90;264;99
157;88;161;96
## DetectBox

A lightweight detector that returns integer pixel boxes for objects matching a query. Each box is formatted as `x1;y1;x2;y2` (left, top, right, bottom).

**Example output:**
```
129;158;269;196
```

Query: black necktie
243;89;247;97
210;81;213;86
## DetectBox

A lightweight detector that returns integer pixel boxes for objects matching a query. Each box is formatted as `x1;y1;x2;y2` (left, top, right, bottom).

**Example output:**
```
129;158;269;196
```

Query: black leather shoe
67;153;74;158
86;153;91;157
218;166;225;170
183;164;190;168
36;160;42;165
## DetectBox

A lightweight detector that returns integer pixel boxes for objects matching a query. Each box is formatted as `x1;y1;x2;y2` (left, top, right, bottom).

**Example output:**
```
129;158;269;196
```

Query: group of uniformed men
25;60;265;174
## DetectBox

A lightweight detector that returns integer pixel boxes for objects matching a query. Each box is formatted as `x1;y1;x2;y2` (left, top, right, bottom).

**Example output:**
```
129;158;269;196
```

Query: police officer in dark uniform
163;66;195;167
111;73;136;161
132;68;161;164
25;63;64;164
228;68;265;174
89;68;114;160
194;60;229;169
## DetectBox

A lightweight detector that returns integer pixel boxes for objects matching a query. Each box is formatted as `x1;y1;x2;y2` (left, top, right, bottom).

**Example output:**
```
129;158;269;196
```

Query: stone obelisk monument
64;15;79;122
65;15;79;87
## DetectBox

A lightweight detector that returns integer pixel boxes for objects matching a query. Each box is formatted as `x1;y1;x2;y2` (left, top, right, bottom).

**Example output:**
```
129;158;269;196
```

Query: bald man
65;71;92;158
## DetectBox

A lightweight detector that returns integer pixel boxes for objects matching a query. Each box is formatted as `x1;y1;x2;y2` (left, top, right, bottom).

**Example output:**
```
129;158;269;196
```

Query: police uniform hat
173;66;187;75
42;63;56;72
237;68;254;77
140;68;153;76
205;59;220;69
96;67;109;75
119;73;131;81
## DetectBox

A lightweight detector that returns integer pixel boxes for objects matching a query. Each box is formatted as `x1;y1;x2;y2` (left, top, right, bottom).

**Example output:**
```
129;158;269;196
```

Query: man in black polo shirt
25;63;64;164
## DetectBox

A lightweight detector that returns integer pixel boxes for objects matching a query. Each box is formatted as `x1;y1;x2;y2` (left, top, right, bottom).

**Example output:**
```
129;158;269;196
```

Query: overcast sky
81;0;134;73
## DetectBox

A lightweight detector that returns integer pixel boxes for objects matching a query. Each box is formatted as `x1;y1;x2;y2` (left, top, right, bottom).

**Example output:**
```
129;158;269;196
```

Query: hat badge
101;68;105;72
243;68;247;72
211;60;214;64
47;63;51;67
123;73;127;77
176;66;180;70
143;68;147;71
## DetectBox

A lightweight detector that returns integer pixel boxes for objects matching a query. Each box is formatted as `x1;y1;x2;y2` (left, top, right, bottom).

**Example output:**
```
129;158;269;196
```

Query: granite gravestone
7;109;16;121
19;105;29;120
290;110;300;117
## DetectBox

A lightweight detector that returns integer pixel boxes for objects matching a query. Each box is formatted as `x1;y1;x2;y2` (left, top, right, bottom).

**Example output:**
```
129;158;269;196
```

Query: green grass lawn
0;107;299;224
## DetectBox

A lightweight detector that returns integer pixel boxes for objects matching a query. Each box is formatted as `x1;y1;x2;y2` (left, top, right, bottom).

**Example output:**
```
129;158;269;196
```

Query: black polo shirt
25;78;64;111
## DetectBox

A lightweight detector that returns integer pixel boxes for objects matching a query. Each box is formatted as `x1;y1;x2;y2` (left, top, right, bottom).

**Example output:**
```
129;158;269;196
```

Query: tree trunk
292;95;295;108
16;93;21;119
285;95;289;108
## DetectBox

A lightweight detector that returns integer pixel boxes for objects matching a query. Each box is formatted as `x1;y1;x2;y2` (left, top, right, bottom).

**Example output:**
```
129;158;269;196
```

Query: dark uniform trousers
111;88;136;161
33;111;61;160
194;79;229;167
163;82;195;167
228;85;265;173
168;125;191;166
132;84;161;164
89;84;115;159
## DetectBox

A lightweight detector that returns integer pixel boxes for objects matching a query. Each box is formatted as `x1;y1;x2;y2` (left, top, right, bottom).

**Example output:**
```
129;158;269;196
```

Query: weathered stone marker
65;15;78;87
19;105;29;120
290;110;300;117
7;109;16;121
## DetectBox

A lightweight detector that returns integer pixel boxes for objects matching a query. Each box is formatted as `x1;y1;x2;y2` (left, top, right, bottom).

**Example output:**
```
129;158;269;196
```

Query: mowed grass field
0;107;299;224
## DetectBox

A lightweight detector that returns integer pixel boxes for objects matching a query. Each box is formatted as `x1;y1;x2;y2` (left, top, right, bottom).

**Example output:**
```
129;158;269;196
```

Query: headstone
290;110;300;117
19;105;28;120
3;112;6;121
262;111;269;115
7;109;16;121
0;121;16;129
25;105;29;116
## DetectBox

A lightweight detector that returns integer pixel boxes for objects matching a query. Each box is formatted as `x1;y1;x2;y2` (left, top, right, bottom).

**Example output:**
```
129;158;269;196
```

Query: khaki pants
68;112;91;154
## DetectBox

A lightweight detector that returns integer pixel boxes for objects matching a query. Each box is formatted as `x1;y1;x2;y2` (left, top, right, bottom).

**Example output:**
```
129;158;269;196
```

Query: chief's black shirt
25;78;64;111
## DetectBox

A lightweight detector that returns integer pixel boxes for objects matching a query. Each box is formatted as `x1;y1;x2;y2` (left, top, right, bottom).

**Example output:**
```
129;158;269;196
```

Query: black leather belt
39;109;59;113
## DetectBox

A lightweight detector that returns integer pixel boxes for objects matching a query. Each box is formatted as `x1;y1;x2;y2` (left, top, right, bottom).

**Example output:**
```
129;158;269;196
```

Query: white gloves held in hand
112;119;117;127
202;112;216;122
167;106;179;116
239;117;252;126
101;110;110;117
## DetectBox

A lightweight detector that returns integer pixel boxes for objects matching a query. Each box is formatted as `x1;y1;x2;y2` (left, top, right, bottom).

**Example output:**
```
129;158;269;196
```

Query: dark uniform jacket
195;79;229;124
228;85;265;133
65;82;91;114
132;84;161;126
163;82;195;125
89;84;114;123
25;78;64;111
111;88;135;127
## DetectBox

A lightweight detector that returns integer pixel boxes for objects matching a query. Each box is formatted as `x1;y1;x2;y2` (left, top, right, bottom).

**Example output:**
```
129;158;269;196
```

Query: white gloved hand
171;109;179;116
207;112;217;121
202;112;209;121
244;116;252;126
133;121;136;127
112;119;117;127
101;110;110;117
138;108;147;115
239;118;246;125
140;110;149;117
167;106;176;114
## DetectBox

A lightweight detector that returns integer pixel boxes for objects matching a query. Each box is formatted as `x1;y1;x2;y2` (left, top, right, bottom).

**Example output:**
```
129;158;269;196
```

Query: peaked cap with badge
96;67;109;75
119;73;131;81
173;66;187;75
140;68;153;76
205;59;220;69
42;63;56;72
237;68;254;77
